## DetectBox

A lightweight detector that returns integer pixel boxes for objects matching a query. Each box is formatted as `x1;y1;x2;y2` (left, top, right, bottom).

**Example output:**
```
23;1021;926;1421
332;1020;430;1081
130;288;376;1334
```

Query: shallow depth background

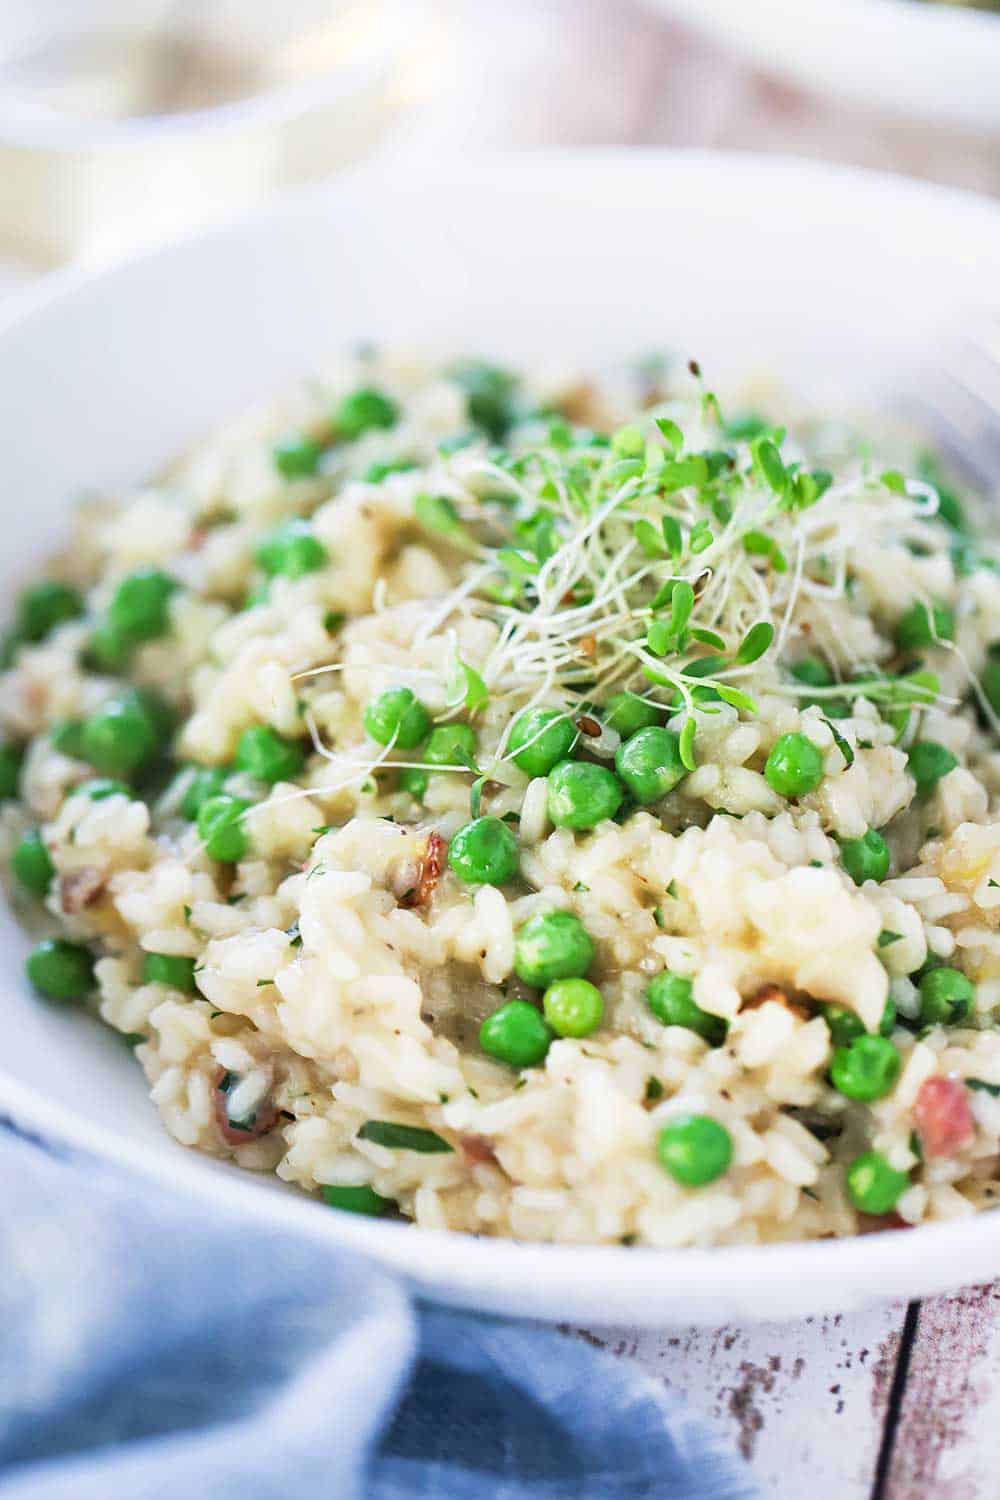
0;0;998;283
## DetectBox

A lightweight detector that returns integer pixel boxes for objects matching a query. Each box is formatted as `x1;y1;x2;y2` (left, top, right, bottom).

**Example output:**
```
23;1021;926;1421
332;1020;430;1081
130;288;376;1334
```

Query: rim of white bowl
2;149;1000;1319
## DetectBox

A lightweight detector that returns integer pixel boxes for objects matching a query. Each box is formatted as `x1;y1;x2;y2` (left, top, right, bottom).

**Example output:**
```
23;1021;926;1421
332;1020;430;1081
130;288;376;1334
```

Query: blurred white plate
645;0;1000;134
1;151;1000;1326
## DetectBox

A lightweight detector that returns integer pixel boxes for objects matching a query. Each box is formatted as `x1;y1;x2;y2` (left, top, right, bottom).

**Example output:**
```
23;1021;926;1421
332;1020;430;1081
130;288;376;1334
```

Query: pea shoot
895;599;954;652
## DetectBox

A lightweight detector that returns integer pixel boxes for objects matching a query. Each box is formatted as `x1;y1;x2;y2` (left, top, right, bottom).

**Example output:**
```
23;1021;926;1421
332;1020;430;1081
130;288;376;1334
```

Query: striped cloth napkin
0;1123;755;1499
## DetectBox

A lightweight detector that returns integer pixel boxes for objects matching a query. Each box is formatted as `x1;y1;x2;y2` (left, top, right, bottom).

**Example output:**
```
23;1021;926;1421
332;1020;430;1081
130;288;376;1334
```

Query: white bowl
2;151;1000;1326
645;0;1000;135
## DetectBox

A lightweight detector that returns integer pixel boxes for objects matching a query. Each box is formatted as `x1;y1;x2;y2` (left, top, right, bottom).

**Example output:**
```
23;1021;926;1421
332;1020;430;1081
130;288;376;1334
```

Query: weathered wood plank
884;1284;1000;1500
567;1303;907;1498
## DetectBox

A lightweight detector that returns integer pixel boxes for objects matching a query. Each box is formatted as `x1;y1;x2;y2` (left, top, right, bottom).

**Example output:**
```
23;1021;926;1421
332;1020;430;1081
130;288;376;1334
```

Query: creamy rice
5;349;1000;1248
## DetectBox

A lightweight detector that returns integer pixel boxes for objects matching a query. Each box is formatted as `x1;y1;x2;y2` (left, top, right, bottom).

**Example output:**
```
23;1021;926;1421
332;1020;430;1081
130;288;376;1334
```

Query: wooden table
569;1286;999;1496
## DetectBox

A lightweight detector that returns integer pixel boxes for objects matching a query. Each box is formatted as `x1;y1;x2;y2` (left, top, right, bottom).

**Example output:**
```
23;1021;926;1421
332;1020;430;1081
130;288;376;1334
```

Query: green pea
451;362;517;441
322;1184;394;1215
51;721;86;758
830;1035;901;1101
76;777;131;801
83;620;132;673
108;568;177;644
542;977;604;1037
0;742;23;799
895;599;954;652
80;696;159;776
125;686;176;744
764;732;824;797
908;740;957;795
790;657;834;688
180;765;229;820
363;458;417;483
142;952;198;992
273;431;322;478
398;766;428;801
514;909;594;987
918;966;974;1025
839;829;890;886
508;708;577;776
981;647;1000;718
196;793;251;862
448;816;519;885
480;999;553;1067
845;1150;909;1214
335;387;399;439
363;688;432;749
656;1114;733;1186
788;658;849;718
17;581;84;642
821;1002;866;1048
603;692;660;738
547;760;623;829
243;583;270;610
11;830;54;896
423;724;477;768
646;972;726;1045
26;937;93;1002
615;726;687;804
255;519;329;579
235;726;305;784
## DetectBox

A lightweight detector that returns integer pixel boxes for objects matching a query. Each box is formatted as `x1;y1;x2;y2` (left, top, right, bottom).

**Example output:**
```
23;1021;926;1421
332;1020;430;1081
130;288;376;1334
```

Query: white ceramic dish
645;0;1000;135
2;151;1000;1326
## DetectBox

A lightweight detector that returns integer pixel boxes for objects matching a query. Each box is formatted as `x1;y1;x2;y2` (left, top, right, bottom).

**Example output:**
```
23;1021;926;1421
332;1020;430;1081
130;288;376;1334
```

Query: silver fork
893;318;1000;498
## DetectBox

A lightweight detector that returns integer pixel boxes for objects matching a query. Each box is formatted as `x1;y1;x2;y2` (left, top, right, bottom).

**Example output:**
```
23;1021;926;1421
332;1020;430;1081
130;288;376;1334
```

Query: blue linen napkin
0;1124;756;1499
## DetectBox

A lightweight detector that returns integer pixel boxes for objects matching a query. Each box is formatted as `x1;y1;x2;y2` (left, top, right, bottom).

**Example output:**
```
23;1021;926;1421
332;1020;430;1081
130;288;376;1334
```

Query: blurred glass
0;0;420;266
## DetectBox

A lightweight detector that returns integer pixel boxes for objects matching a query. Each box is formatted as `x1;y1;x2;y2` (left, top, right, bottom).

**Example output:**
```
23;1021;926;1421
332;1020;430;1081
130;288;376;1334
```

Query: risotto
4;350;1000;1248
